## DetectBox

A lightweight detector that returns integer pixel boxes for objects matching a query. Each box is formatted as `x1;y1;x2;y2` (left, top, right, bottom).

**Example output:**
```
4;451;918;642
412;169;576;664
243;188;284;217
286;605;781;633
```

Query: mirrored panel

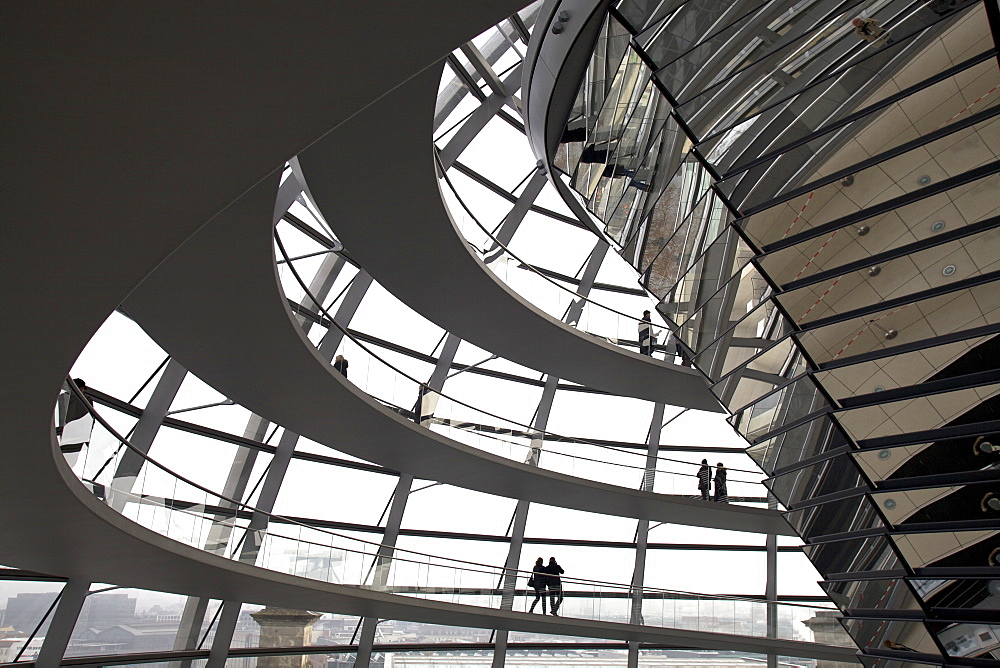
797;280;1000;366
709;335;809;413
816;334;996;402
785;494;886;541
910;577;1000;610
708;15;996;199
853;431;1000;483
937;622;1000;658
766;454;866;509
823;578;923;613
776;224;1000;329
842;617;940;655
803;534;902;576
747;415;849;475
892;530;1000;569
858;659;942;668
836;383;1000;443
873;482;1000;528
733;375;830;443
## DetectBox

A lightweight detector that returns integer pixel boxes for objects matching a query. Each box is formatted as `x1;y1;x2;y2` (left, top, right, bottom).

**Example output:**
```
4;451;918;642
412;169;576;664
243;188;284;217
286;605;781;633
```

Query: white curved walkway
295;68;721;411
0;2;813;658
122;166;791;535
0;443;852;662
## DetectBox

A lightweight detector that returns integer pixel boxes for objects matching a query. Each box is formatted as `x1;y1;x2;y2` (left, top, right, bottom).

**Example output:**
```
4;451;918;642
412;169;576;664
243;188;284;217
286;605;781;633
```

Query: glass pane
0;580;65;661
784;494;886;540
733;376;830;444
766;454;866;508
852;429;1000;482
836;384;1000;442
797;280;1000;366
823;578;923;612
747;415;850;475
842;616;941;654
892;529;999;569
803;534;902;576
816;334;995;402
873;483;999;527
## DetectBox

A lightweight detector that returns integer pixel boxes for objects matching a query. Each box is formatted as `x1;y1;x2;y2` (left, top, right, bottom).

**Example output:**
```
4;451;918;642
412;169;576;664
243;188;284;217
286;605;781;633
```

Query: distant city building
378;649;818;666
75;622;179;653
2;593;59;635
76;593;137;632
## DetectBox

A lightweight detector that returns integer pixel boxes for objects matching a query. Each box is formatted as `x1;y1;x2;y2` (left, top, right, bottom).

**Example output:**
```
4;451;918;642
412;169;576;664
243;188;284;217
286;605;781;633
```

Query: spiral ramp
0;2;852;666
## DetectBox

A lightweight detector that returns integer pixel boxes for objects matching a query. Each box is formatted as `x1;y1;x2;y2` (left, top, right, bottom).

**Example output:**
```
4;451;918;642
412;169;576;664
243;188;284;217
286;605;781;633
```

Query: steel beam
35;579;90;668
110;359;187;511
628;403;666;668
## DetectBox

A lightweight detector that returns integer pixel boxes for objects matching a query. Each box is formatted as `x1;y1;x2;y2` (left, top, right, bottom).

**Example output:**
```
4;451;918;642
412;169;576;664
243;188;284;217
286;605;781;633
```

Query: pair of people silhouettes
697;460;728;503
527;557;564;615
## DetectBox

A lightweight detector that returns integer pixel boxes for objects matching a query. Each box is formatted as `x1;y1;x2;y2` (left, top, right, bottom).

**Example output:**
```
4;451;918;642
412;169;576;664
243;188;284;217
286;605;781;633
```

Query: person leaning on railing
638;310;658;356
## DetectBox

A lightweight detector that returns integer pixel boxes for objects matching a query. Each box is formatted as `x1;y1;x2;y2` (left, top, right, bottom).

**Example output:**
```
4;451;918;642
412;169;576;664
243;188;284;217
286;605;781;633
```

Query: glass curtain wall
553;0;999;664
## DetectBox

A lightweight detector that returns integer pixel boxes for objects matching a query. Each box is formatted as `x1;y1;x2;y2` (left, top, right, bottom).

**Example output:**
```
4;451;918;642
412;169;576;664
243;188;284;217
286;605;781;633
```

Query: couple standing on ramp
527;557;564;615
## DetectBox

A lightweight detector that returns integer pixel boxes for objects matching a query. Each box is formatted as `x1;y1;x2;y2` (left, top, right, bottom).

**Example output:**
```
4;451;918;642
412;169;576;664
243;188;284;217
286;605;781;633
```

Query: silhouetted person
333;355;348;378
527;557;547;614
714;463;728;503
545;557;564;615
638;310;656;356
698;459;712;500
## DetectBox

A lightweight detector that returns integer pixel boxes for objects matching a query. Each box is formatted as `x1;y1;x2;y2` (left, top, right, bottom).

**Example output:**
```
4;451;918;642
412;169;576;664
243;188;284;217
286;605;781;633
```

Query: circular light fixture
932;221;946;233
868;265;882;277
884;498;897;510
841;175;855;187
942;264;956;276
878;449;892;460
857;225;870;236
884;329;898;340
918;175;932;186
874;386;885;393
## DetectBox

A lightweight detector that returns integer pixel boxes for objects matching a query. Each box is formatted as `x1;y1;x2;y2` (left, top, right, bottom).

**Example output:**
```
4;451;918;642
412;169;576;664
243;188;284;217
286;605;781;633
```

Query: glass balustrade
437;166;686;363
274;231;770;505
55;387;850;647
